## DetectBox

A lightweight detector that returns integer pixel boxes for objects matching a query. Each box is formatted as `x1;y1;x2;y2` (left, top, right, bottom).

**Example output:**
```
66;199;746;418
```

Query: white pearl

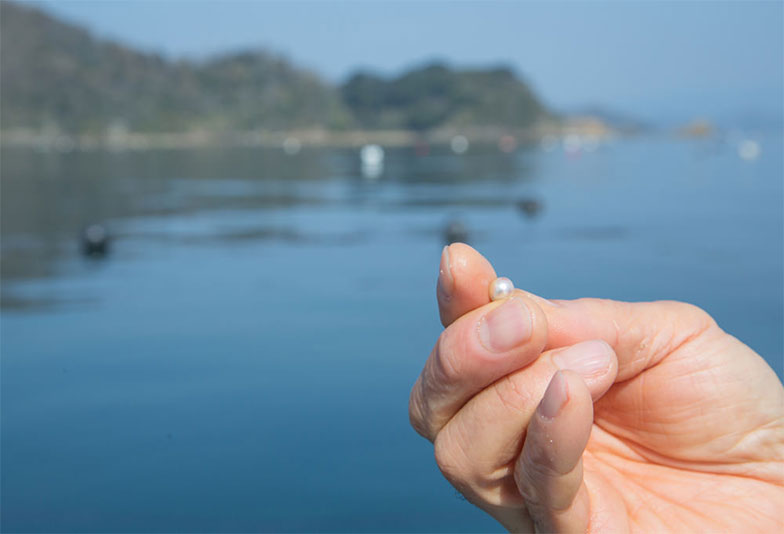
489;277;515;301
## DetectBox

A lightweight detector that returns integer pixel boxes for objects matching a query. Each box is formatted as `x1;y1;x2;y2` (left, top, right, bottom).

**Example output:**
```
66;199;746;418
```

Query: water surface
2;135;782;532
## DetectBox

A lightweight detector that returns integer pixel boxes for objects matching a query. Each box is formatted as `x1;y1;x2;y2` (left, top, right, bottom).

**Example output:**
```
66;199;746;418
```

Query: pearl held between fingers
489;277;515;301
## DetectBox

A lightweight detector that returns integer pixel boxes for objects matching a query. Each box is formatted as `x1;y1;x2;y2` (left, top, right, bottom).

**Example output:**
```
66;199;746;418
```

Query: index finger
437;243;496;326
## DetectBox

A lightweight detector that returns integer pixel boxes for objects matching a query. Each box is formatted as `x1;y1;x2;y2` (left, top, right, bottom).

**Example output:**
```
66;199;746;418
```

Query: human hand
409;244;784;532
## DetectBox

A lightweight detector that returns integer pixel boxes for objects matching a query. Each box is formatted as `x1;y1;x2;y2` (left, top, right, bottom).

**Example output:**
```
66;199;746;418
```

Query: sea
1;133;782;532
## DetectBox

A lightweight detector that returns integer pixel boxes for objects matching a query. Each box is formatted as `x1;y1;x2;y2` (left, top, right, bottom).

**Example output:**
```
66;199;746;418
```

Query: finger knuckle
516;449;583;514
433;422;476;482
491;374;534;414
514;448;556;507
668;301;717;332
650;301;719;355
434;432;462;481
513;463;539;506
408;379;432;440
434;331;463;385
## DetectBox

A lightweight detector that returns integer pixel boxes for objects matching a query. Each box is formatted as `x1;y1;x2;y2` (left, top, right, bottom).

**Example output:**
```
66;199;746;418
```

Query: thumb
434;244;720;380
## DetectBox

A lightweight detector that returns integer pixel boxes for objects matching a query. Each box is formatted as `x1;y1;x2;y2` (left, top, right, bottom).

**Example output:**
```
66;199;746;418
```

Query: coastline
0;118;617;152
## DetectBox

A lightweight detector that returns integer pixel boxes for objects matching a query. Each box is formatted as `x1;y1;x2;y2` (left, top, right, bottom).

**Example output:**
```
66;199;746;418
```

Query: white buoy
360;144;384;166
360;144;384;179
450;135;469;154
283;137;302;155
738;140;760;161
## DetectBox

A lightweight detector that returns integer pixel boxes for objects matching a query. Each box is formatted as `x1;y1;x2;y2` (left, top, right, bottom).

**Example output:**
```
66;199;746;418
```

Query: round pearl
489;277;515;301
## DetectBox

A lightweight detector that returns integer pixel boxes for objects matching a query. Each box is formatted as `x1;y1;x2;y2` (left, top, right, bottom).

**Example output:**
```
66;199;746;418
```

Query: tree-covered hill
0;2;352;133
342;63;549;131
0;1;551;136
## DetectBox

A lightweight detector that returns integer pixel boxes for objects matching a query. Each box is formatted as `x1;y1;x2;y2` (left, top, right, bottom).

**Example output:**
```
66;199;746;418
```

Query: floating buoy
516;197;544;219
81;224;110;257
450;135;469;154
443;219;468;244
282;137;302;155
360;144;384;166
360;144;384;179
738;140;760;161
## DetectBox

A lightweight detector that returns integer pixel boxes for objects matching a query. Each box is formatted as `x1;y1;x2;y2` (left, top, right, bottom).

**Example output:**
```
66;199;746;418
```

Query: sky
30;0;784;127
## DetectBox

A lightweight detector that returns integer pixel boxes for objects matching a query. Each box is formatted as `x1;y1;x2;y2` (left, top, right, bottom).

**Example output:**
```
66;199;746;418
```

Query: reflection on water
1;136;782;532
0;144;534;297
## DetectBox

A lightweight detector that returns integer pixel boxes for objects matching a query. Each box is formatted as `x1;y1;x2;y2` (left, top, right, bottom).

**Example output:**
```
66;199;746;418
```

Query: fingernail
478;297;533;353
437;246;454;301
539;370;568;419
552;340;613;379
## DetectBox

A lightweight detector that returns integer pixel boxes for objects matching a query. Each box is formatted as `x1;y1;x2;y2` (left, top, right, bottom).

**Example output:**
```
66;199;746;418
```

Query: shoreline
0;119;618;152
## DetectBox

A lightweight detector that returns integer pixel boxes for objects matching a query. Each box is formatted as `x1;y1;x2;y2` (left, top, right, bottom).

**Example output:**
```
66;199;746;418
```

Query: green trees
1;2;549;135
341;63;548;131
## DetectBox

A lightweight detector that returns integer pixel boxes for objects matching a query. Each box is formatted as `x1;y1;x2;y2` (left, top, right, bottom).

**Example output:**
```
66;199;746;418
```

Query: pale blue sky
30;0;784;126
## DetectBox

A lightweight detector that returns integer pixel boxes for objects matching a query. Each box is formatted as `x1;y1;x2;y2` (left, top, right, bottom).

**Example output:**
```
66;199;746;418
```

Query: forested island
0;1;614;149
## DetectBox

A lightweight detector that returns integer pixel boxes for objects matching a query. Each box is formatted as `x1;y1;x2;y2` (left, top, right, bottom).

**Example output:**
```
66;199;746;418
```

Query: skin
410;243;784;533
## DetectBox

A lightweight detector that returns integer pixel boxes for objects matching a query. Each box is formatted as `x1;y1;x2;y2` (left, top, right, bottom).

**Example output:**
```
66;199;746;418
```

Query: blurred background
1;1;782;532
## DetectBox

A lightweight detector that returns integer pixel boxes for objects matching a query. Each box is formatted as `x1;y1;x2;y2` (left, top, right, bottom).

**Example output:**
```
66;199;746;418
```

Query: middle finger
432;339;618;507
409;292;548;441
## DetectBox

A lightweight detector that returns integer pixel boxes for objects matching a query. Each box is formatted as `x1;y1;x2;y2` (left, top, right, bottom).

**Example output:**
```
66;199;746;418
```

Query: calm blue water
2;135;782;532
